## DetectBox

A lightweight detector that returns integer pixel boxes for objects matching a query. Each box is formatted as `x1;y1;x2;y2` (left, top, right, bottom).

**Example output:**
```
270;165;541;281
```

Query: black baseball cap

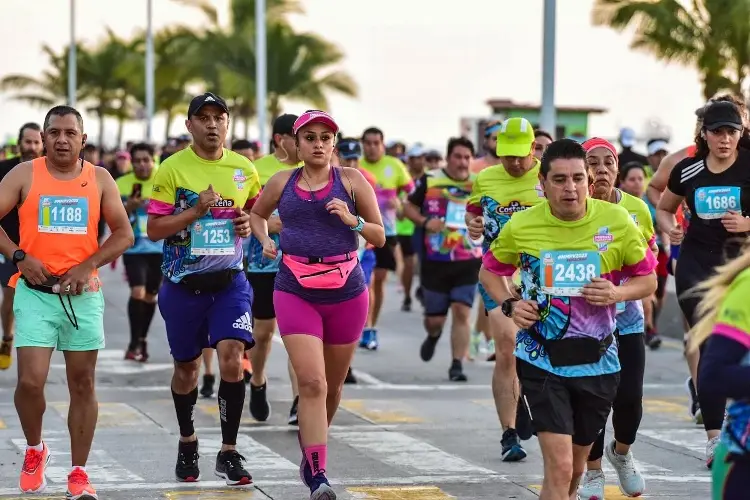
338;139;362;159
188;92;229;118
703;101;743;131
272;114;299;136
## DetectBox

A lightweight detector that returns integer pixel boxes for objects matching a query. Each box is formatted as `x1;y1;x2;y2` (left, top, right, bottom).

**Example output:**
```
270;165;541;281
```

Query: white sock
27;443;44;452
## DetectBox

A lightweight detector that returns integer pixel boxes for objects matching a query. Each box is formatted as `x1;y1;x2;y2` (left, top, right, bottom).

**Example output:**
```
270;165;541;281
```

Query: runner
146;92;259;485
395;145;425;312
480;138;657;499
579;138;656;499
116;142;162;362
0;105;134;497
470;121;501;174
404;137;482;382
533;129;554;160
360;127;414;350
619;161;664;349
244;113;301;424
686;239;750;498
466;117;546;460
250;110;384;500
338;137;379;383
0;122;43;370
656;99;750;468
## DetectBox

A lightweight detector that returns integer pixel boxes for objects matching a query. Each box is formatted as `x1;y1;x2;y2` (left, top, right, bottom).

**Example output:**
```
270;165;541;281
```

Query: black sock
218;379;246;446
127;298;145;350
140;301;157;339
172;387;198;438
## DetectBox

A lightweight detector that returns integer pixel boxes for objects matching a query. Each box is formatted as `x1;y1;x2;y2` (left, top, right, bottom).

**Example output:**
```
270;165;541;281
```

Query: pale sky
0;0;706;153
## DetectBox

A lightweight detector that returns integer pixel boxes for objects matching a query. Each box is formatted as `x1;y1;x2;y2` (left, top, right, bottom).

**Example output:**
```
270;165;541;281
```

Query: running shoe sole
175;472;200;482
501;444;527;462
214;470;252;486
311;484;337;500
66;494;98;500
19;451;51;493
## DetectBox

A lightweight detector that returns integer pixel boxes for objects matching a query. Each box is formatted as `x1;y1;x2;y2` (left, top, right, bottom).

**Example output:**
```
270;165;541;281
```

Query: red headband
582;137;618;164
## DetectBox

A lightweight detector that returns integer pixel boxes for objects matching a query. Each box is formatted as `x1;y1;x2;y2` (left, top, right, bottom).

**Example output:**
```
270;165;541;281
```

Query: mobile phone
132;183;143;198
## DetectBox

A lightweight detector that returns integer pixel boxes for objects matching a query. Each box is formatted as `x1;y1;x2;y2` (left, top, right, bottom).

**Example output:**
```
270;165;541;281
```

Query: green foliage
592;0;750;100
0;0;356;144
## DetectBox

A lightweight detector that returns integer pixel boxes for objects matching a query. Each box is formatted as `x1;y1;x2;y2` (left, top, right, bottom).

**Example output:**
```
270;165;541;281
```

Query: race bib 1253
190;218;235;256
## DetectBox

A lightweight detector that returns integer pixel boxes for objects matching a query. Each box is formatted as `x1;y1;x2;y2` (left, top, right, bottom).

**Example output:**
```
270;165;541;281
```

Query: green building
461;99;606;145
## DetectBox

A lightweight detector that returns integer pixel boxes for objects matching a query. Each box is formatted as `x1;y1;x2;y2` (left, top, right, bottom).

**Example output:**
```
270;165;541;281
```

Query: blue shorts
360;249;376;286
422;284;477;316
159;272;255;362
478;283;499;312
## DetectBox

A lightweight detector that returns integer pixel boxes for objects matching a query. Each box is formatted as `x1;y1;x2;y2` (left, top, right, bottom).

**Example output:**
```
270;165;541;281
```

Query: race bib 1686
694;186;741;220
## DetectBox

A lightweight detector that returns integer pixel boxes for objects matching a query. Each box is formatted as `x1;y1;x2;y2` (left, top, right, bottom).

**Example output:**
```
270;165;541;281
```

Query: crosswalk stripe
198;435;298;475
638;428;706;454
50;402;160;430
339;400;425;424
10;438;143;483
330;430;495;475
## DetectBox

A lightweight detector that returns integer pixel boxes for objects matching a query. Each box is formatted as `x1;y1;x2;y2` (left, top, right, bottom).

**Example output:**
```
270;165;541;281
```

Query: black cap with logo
187;92;229;118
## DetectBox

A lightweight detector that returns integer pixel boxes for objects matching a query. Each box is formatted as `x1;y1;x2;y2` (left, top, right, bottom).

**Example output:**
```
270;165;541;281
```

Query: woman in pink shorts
250;110;384;499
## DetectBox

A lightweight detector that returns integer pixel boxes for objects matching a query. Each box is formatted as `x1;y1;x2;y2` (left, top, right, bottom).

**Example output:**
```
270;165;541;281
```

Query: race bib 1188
539;250;601;297
190;218;235;256
694;186;741;220
38;196;89;234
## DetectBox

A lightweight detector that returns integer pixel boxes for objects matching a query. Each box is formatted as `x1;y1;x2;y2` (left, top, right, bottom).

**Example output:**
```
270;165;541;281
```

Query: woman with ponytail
689;239;750;499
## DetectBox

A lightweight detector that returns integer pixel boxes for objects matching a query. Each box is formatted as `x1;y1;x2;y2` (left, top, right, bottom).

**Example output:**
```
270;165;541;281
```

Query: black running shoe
288;395;299;426
200;374;215;398
501;428;527;462
175;440;200;482
249;381;271;422
215;450;252;486
344;367;357;384
448;359;467;382
401;297;412;312
420;334;440;362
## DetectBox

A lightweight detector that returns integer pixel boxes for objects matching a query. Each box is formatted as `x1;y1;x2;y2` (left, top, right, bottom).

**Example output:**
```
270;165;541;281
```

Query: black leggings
588;333;645;461
675;248;726;432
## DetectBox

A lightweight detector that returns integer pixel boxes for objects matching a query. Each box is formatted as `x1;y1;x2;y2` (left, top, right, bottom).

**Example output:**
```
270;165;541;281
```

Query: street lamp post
256;0;268;155
540;0;557;136
145;0;155;142
68;0;77;107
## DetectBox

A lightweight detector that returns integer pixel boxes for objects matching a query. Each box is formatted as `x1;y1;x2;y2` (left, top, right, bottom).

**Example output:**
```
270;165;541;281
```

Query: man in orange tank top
0;106;134;499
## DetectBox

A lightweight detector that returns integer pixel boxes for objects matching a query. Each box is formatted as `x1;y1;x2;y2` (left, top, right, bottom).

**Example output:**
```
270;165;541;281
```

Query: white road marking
639;428;706;454
331;430;496;475
200;435;298;474
11;438;143;483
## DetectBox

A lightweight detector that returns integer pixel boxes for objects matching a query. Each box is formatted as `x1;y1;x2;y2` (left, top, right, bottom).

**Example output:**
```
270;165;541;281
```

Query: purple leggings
274;290;369;345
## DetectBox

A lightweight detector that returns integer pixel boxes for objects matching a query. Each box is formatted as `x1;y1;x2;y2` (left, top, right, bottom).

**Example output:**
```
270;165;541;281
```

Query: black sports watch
501;298;518;318
12;249;26;265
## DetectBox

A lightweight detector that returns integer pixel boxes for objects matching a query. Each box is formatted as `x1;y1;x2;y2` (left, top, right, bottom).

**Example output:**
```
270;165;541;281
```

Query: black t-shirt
618;148;648;170
0;158;22;244
667;148;750;253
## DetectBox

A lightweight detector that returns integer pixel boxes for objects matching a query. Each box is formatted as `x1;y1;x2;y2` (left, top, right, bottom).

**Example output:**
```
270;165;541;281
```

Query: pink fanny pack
283;253;359;289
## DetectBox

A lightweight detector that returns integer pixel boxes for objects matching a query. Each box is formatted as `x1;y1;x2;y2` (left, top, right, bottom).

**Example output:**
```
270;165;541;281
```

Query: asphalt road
0;266;708;499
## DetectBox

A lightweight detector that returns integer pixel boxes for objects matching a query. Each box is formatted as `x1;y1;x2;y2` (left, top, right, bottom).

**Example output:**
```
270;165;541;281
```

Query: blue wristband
350;216;365;232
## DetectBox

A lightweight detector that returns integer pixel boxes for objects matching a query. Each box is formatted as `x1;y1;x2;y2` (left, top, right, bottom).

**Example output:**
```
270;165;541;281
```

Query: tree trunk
231;114;238;140
116;118;125;148
97;109;106;149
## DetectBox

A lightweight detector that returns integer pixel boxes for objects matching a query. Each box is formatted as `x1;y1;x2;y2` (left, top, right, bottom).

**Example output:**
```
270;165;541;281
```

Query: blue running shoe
501;428;527;462
359;329;372;349
309;472;336;500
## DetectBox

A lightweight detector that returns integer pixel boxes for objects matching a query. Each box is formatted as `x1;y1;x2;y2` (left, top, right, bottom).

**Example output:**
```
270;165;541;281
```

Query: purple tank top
275;167;365;303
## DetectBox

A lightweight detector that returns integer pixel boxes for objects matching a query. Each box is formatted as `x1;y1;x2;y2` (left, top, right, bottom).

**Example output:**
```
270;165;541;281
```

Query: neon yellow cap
496;117;535;157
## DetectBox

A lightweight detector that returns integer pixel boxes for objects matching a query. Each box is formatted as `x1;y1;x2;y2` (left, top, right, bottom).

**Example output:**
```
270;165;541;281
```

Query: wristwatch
350;216;365;232
12;249;26;265
501;298;518;318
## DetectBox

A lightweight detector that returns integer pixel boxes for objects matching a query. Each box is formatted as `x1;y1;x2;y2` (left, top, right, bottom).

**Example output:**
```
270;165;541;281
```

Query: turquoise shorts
13;279;105;351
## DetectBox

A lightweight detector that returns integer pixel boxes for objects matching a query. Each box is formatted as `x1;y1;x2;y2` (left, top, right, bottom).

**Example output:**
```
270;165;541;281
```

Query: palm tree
0;44;87;110
266;22;358;119
592;0;750;100
129;27;204;140
80;28;143;146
